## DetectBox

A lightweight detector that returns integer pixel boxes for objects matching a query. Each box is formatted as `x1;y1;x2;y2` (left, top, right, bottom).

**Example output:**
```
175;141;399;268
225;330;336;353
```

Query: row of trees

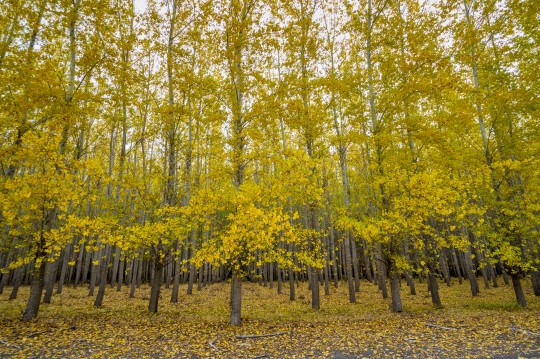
0;0;539;324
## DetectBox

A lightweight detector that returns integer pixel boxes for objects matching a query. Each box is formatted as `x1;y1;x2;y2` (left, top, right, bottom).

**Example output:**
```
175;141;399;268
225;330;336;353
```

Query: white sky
134;0;147;13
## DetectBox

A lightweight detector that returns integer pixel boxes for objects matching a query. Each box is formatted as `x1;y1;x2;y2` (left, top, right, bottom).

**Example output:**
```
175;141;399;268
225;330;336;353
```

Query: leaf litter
0;280;538;358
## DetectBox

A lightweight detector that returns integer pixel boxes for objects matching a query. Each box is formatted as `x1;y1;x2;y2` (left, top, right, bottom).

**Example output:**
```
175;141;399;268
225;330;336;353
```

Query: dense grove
0;0;539;324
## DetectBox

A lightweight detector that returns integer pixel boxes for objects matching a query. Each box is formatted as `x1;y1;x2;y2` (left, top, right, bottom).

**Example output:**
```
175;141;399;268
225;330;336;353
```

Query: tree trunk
465;249;480;296
405;271;416;295
57;243;72;294
511;272;527;307
94;245;111;307
129;259;138;298
277;266;282;294
116;257;124;291
230;276;242;326
487;260;498;288
0;266;9;295
363;242;373;283
88;248;100;296
451;248;463;284
269;262;274;289
344;232;356;303
439;251;451;287
171;255;182;302
43;259;59;304
390;272;402;313
530;270;540;296
9;266;24;300
311;268;320;310
148;262;163;313
289;267;295;301
331;231;339;287
323;258;330;295
23;264;46;321
351;238;360;292
498;260;510;285
78;243;90;287
197;265;204;291
428;272;442;307
110;246;120;288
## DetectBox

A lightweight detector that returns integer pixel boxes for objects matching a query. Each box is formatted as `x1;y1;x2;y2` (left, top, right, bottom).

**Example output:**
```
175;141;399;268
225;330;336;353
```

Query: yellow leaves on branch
191;178;321;273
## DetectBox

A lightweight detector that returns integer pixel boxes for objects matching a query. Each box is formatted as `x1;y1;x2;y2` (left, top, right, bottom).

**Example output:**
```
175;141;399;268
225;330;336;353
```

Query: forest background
0;0;539;329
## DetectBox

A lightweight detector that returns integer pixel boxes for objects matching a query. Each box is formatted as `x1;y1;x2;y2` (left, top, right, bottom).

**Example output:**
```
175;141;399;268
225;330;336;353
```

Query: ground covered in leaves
0;280;539;358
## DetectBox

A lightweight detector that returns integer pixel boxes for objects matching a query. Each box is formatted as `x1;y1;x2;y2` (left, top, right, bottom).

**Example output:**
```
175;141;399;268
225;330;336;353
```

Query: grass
0;278;539;358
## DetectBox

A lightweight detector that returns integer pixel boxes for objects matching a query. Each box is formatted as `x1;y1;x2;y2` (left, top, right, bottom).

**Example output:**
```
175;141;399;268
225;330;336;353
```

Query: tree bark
277;266;282;294
116;257;125;291
57;243;72;294
94;245;111;307
129;259;138;298
230;276;242;326
43;259;59;304
511;272;527;307
465;249;480;296
23;263;46;321
170;255;182;302
148;261;163;313
530;270;540;296
311;268;320;310
428;272;442;307
9;266;23;300
390;272;402;313
288;267;295;301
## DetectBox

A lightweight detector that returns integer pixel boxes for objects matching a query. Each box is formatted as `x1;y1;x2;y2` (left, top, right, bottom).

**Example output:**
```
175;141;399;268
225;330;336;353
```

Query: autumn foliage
0;0;539;331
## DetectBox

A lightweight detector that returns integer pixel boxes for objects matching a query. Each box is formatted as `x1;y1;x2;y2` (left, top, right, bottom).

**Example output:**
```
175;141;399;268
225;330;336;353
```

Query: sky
134;0;147;13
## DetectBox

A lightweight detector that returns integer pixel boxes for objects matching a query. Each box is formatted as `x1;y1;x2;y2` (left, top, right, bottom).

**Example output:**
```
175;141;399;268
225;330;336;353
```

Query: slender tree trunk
43;259;59;304
94;245;111;307
428;272;442;307
323;256;330;295
277;266;283;294
311;267;320;310
22;263;46;321
390;272;402;313
129;259;138;298
452;248;463;284
171;255;182;302
343;232;356;302
165;259;172;289
405;271;416;295
110;247;120;288
0;259;10;294
9;266;24;300
439;251;451;287
511;273;526;307
465;248;480;296
88;247;101;296
148;261;163;313
82;245;92;285
197;265;204;291
351;238;360;292
498;260;509;285
57;243;72;293
331;229;339;287
269;262;274;289
363;242;373;283
116;257;125;291
230;275;242;326
531;270;540;297
289;267;295;301
487;260;498;288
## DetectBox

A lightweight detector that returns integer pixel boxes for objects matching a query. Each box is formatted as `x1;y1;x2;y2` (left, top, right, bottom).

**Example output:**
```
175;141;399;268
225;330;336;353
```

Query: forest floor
0;279;539;358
